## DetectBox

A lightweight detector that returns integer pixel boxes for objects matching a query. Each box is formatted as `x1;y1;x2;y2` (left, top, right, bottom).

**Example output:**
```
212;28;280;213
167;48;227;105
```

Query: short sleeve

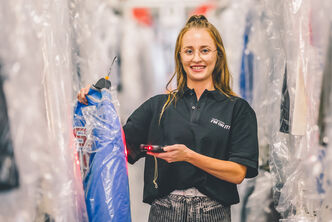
228;99;259;178
123;98;152;164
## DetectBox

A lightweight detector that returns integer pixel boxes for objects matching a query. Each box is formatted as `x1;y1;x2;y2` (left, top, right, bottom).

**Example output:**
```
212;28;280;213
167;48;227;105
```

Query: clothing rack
109;0;230;19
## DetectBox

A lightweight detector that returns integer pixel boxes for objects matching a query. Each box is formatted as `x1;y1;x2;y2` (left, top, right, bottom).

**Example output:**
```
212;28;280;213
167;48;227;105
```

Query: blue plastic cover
73;87;131;222
239;12;254;104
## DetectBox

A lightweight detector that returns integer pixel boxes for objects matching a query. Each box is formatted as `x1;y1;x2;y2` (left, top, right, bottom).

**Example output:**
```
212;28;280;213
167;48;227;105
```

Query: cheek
180;56;187;66
181;61;190;70
209;56;218;69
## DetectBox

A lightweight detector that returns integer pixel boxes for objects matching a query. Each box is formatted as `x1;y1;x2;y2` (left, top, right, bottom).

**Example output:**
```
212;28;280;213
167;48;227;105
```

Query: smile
190;65;206;72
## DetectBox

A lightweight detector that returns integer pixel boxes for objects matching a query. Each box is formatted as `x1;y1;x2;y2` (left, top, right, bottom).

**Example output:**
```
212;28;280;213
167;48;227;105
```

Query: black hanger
94;77;111;90
93;56;117;90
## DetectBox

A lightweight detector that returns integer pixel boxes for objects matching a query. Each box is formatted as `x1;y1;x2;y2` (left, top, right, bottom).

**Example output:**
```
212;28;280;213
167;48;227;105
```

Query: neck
187;80;215;100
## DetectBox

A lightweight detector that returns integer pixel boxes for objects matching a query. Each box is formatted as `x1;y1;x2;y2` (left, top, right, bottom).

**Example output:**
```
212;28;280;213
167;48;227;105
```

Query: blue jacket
74;87;131;222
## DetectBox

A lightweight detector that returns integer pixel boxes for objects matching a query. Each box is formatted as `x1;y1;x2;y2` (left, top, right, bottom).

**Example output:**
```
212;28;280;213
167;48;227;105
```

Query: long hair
159;15;236;123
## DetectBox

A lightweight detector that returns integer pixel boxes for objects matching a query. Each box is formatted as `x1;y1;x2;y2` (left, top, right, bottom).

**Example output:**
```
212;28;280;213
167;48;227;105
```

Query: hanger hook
107;56;118;77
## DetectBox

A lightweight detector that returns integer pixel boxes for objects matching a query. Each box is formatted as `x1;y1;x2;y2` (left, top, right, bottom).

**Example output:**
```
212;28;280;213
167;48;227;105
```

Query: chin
188;72;209;81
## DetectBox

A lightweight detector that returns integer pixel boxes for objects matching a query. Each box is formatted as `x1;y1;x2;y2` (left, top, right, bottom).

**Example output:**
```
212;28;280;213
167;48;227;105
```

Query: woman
78;15;258;222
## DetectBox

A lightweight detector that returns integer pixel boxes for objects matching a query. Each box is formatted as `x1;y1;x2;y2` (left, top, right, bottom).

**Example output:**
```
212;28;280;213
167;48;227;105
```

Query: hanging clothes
0;68;19;191
280;65;290;133
119;11;167;121
239;13;254;104
290;57;308;136
318;25;332;146
73;87;131;222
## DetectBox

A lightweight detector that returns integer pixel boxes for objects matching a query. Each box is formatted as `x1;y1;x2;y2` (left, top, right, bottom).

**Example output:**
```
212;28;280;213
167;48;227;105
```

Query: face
180;28;217;86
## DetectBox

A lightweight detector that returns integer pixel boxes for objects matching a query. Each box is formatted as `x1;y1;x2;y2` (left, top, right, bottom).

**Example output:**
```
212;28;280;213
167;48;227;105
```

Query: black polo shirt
123;86;258;205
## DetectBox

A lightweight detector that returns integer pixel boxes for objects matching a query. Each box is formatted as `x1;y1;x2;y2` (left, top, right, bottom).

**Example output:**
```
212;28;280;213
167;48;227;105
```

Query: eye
201;48;210;54
184;49;193;55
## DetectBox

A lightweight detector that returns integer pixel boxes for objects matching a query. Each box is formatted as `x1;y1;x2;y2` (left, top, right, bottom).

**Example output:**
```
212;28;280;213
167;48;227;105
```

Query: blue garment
240;14;254;103
73;87;131;222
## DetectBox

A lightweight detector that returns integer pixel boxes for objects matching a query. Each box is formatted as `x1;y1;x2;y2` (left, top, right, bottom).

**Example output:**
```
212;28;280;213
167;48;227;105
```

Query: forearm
185;150;247;184
150;144;247;184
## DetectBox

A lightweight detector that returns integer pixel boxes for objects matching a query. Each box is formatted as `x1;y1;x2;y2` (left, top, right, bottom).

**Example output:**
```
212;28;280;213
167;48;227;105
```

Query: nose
192;50;202;62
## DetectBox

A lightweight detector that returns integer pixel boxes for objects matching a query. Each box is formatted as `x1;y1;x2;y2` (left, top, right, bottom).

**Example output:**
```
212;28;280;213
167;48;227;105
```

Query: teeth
192;66;204;70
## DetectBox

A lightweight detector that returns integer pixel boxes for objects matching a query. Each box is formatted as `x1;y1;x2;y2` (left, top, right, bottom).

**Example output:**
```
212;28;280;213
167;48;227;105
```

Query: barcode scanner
140;144;165;153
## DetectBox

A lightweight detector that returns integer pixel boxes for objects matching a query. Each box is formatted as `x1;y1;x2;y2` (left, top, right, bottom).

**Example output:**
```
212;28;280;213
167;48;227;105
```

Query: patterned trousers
148;194;231;222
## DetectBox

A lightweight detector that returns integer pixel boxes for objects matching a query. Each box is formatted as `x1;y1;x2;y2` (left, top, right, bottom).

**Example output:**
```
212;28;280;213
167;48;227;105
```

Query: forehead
182;28;215;47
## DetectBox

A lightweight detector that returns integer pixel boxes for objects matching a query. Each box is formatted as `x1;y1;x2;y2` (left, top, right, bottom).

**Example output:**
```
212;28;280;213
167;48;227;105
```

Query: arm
147;144;247;184
123;98;154;164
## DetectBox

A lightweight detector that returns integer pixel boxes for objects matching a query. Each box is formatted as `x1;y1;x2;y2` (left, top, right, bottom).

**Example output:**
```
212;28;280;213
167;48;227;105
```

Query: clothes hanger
93;56;117;90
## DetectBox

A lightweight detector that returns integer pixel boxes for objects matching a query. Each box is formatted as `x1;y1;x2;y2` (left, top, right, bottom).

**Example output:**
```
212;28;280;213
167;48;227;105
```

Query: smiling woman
78;14;259;222
158;15;236;123
180;28;218;93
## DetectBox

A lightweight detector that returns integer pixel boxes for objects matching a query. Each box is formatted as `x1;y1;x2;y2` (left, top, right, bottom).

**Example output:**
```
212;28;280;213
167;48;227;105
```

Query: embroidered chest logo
210;118;231;130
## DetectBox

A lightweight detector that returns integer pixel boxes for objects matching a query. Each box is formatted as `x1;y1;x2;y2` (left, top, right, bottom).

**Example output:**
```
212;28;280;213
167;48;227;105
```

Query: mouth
190;65;206;72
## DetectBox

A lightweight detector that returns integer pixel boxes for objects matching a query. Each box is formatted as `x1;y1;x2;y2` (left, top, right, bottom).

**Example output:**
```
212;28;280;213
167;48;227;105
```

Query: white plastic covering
2;0;332;221
70;0;121;90
218;0;248;96
0;0;87;221
221;0;332;221
119;9;167;121
244;0;332;221
267;0;331;220
73;87;131;222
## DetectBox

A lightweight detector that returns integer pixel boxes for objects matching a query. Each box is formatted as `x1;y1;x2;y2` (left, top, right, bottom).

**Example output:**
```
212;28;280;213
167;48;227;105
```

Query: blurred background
1;0;332;221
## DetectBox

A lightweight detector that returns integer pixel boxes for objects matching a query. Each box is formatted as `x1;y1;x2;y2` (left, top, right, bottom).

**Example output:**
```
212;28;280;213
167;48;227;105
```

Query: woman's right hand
77;84;91;105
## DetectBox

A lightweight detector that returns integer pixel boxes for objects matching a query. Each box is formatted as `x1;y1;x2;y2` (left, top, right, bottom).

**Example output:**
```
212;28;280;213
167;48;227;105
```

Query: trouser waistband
170;188;206;197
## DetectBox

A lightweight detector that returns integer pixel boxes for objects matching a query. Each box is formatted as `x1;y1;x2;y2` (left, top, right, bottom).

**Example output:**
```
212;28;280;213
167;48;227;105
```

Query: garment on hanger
240;13;254;104
291;57;307;136
318;25;332;146
280;65;290;133
73;87;131;222
119;13;166;121
242;171;281;222
0;68;19;191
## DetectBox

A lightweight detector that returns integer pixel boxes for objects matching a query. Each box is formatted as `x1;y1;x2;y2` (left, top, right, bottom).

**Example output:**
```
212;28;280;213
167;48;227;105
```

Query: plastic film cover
0;71;19;191
74;87;131;222
70;0;121;91
263;0;330;219
0;0;88;221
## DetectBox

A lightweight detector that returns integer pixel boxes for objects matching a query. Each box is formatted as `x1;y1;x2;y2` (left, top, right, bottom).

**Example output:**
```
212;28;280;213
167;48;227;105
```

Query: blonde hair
159;15;236;123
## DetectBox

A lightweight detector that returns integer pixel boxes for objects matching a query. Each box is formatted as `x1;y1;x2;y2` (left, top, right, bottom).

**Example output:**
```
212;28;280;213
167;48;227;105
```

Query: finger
83;85;90;94
83;88;90;104
78;99;88;105
163;146;179;152
78;92;84;102
78;90;83;99
83;95;88;105
78;92;88;105
147;152;171;161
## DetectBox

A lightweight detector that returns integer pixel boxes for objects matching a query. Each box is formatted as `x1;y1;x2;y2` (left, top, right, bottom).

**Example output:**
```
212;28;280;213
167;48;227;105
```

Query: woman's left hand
147;144;193;163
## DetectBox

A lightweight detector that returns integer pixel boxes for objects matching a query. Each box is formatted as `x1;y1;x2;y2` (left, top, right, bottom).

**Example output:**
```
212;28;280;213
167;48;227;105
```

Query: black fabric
123;86;259;205
318;25;332;146
280;64;290;133
0;71;19;191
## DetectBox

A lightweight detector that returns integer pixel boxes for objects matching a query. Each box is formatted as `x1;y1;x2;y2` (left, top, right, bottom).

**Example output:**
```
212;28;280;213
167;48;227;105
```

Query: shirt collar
181;85;194;96
207;89;229;101
180;85;228;101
